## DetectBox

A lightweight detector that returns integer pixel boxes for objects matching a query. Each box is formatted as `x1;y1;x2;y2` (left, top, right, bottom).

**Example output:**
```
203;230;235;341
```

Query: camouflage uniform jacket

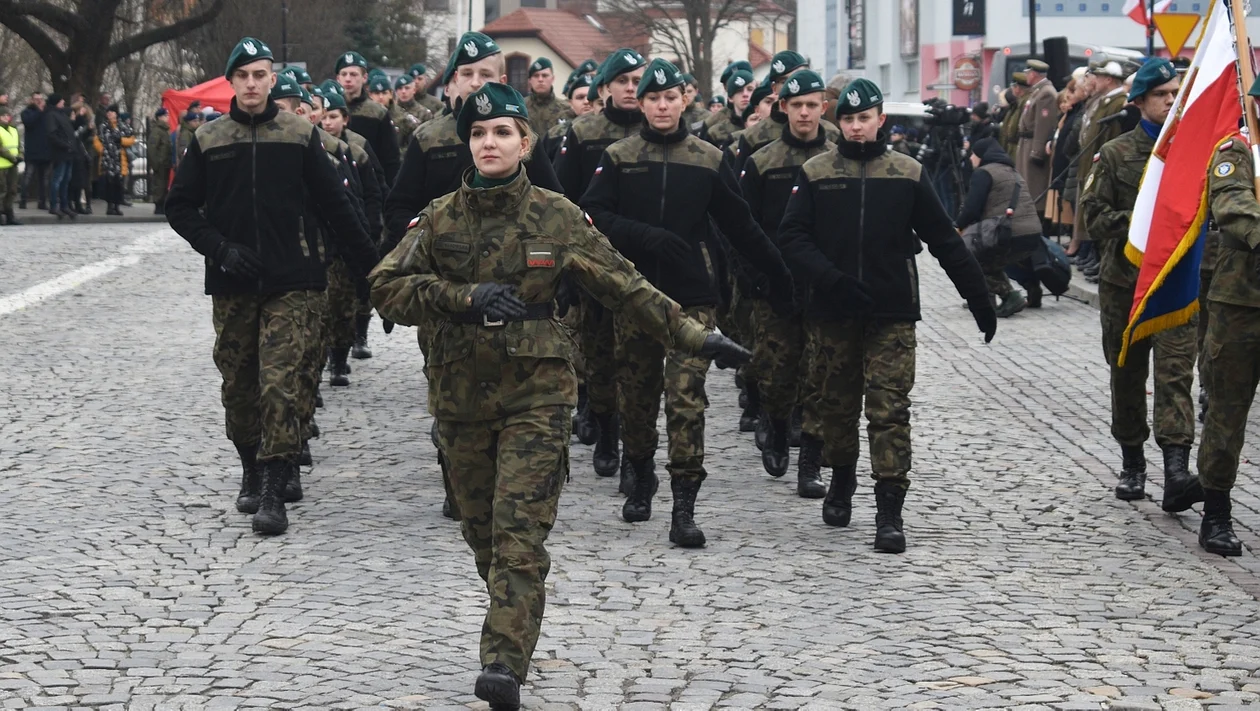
553;104;642;202
541;107;577;162
778;135;988;322
525;91;566;137
734;109;840;174
580;124;791;307
315;127;370;257
683;104;709;132
737;124;834;298
347;89;401;183
999;93;1027;157
369;169;710;422
383;111;563;252
165;99;378;295
417;91;445;116
1080;126;1156;289
1073;87;1125;200
1207;135;1260;308
391;99;434;149
696;104;745;151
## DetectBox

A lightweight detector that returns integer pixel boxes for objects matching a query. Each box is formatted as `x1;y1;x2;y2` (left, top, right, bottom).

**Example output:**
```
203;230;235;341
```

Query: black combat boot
1023;280;1042;309
622;457;658;522
297;440;312;467
822;465;858;527
873;480;907;553
285;453;305;502
735;370;748;410
754;411;770;451
739;381;760;433
796;433;827;499
669;478;706;548
1200;489;1243;557
252;459;291;535
761;418;790;478
1161;445;1203;513
309;419;320;439
789;406;802;448
474;662;521;710
329;347;351;386
618;451;632;496
315;385;324;409
3;209;20;226
573;385;599;445
1115;444;1146;500
593;412;620;477
234;442;261;514
351;313;373;359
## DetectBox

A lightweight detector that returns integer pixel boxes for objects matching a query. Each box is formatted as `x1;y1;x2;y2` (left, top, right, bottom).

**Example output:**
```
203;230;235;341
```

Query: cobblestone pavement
2;224;1260;711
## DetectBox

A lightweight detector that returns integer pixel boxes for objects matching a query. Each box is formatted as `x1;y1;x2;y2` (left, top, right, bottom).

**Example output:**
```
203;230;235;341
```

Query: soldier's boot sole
1114;473;1146;501
1162;475;1204;513
252;507;288;535
797;475;827;499
235;496;259;515
474;667;520;710
669;521;707;548
873;525;907;553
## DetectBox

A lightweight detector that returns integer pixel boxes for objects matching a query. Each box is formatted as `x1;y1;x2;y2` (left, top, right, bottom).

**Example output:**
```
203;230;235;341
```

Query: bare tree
181;0;349;84
602;0;759;97
0;26;45;96
0;0;226;102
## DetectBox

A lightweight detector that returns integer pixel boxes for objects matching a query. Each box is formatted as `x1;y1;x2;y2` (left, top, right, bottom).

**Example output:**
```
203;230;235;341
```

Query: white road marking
0;228;177;316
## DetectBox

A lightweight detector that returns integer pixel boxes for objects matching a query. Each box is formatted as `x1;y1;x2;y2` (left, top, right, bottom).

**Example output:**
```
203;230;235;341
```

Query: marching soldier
542;73;595;161
1079;58;1202;512
682;73;708;129
700;61;751;134
166;37;378;536
1015;59;1059;219
998;75;1028;159
336;50;401;183
390;74;433;149
148;107;172;215
734;51;841;173
581;59;796;547
408;63;446;115
524;57;564;136
777;78;995;553
697;66;752;150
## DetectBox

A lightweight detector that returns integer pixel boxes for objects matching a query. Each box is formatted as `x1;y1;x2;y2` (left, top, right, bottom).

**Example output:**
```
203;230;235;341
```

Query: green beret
566;73;595;98
298;87;315;107
1129;57;1177;101
768;51;807;81
1025;58;1049;73
409;63;428;78
224;37;273;79
456;82;528;143
588;48;646;100
682;73;697;87
442;32;502;85
636;58;685;99
369;76;392;93
269;76;303;101
725;69;754;95
529;57;553;76
335;51;369;73
720;61;754;86
777;69;825;102
709;96;726;107
323;90;348;113
287;67;313;84
576;59;599;75
394;74;413;90
310;85;325;100
835;77;883;115
749;76;773;108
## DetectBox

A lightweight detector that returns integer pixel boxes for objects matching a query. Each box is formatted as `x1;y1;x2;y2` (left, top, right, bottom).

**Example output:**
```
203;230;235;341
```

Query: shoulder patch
1092;152;1101;163
584;211;594;226
1215;161;1236;178
1084;172;1096;192
1219;140;1234;152
408;215;421;229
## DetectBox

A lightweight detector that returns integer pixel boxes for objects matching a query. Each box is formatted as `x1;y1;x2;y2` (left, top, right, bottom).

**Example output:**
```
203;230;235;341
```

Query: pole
1228;0;1260;199
281;1;289;65
1148;0;1156;55
1029;0;1037;57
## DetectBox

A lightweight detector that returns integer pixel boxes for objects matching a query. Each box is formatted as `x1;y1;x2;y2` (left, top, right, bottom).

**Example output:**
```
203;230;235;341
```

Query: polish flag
1124;0;1174;25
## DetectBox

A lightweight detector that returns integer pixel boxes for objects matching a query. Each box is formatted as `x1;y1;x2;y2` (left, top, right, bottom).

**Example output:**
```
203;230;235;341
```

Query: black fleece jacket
166;99;379;296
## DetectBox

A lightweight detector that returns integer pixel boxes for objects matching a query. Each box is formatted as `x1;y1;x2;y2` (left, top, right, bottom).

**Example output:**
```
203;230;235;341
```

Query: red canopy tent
161;76;233;123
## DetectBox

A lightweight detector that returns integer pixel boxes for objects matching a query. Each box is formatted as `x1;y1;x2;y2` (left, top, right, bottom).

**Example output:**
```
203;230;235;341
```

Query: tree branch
108;0;226;63
0;0;89;38
0;11;67;70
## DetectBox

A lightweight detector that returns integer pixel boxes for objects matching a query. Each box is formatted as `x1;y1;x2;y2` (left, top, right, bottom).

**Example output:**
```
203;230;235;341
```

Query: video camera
923;99;971;127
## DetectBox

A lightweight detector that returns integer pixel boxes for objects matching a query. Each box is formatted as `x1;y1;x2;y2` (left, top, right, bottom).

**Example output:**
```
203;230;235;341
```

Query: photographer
917;99;971;216
956;138;1042;318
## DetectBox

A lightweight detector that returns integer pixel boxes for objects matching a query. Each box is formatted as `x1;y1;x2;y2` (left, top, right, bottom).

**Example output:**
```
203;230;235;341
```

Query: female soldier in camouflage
368;83;749;710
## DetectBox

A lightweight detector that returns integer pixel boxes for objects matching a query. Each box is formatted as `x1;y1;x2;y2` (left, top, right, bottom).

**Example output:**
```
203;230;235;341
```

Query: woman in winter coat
93;104;135;215
956;137;1044;317
70;102;95;214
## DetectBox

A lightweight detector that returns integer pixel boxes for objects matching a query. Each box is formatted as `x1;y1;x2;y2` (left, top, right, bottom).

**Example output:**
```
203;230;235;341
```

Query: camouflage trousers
809;317;916;488
1198;300;1260;492
211;290;321;461
298;288;328;441
1099;281;1196;448
324;258;356;351
580;293;618;416
438;405;570;682
616;305;716;483
716;272;744;344
748;298;822;437
0;166;18;211
1198;269;1215;385
725;281;757;381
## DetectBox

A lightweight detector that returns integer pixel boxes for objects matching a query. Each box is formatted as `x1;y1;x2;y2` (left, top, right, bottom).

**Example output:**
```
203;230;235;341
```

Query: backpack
1032;237;1072;296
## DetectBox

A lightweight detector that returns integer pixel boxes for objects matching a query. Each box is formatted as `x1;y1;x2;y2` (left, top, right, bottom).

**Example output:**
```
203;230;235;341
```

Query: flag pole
1227;0;1260;199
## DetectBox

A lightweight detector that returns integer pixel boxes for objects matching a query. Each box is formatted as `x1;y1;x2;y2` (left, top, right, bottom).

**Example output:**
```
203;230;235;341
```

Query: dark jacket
44;106;77;162
778;130;988;322
580;123;792;308
347;90;401;185
734;106;840;174
382;110;563;254
553;104;642;203
166;98;379;296
21;103;50;161
1051;103;1083;193
696;104;744;151
956;138;1042;238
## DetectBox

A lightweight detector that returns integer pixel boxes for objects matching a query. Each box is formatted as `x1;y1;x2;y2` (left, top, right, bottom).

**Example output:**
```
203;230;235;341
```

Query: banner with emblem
1119;0;1241;366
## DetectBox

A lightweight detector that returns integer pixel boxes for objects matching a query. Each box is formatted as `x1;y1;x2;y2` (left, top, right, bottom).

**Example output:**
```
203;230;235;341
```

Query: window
485;0;500;23
879;64;890;92
424;0;448;10
521;0;546;6
906;60;918;95
937;58;949;98
506;55;531;93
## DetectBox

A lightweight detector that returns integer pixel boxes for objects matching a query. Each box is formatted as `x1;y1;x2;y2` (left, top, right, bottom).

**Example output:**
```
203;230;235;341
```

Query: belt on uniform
449;302;554;326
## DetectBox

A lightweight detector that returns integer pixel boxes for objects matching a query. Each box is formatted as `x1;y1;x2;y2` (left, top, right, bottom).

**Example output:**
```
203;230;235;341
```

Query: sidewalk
3;198;166;226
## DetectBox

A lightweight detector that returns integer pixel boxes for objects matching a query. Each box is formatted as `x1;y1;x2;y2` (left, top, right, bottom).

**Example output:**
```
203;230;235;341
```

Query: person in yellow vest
0;106;22;225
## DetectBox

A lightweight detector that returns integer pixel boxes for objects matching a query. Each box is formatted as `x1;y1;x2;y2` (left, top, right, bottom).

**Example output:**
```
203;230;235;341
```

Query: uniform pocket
906;258;919;309
506;319;574;362
432;233;477;282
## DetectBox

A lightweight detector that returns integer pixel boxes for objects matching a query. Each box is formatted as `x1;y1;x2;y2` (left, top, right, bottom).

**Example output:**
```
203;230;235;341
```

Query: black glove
382;319;395;334
555;275;575;319
767;271;796;317
641;228;693;263
968;296;997;344
215;242;264;280
699;332;751;367
830;272;874;311
469;283;528;322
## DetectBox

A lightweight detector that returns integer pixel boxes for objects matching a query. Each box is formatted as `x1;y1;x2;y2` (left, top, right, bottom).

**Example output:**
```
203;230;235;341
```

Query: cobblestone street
3;224;1260;710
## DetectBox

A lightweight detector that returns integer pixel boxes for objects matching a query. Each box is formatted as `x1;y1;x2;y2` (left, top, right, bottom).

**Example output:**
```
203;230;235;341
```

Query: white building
798;0;1260;106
